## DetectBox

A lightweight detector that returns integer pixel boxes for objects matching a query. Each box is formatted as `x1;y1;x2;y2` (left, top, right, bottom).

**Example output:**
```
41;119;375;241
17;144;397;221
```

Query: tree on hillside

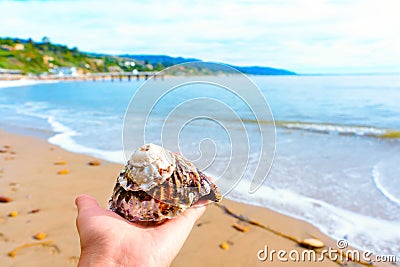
42;36;50;44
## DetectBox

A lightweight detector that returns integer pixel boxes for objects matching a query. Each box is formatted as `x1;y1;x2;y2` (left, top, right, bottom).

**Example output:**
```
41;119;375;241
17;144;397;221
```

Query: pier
42;71;164;81
0;71;165;81
85;71;164;81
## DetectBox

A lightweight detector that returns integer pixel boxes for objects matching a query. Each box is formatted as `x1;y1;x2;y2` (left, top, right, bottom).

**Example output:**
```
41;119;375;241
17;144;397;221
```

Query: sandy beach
0;80;58;89
0;129;388;266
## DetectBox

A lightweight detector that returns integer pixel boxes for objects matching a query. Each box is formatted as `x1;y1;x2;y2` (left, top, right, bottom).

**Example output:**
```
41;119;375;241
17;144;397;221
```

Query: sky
1;0;399;74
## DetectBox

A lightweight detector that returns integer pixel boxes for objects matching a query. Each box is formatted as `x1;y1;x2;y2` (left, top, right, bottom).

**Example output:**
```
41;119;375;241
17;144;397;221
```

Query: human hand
75;194;206;267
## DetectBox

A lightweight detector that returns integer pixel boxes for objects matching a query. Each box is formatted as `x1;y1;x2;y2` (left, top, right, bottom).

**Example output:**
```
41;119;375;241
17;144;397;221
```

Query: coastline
0;79;58;89
0;129;385;266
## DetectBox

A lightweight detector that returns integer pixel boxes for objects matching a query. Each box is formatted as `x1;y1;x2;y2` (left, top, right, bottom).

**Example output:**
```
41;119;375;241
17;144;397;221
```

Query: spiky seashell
109;144;222;222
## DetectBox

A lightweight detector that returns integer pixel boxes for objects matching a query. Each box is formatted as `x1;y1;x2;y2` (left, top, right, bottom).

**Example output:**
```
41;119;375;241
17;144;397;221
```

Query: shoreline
0;128;387;266
0;79;58;89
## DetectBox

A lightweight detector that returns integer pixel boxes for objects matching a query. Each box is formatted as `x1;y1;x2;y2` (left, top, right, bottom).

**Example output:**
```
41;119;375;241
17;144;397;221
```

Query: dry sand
0;129;383;266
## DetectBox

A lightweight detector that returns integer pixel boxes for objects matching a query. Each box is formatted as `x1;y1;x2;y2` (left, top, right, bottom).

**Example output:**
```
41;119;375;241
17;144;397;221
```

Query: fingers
181;204;206;223
75;194;100;214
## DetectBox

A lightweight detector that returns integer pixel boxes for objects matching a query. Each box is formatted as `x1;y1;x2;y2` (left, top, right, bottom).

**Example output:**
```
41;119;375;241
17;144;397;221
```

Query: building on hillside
0;68;22;74
124;61;136;67
43;55;54;65
108;66;122;72
49;67;78;77
145;63;154;70
14;43;25;51
92;59;104;66
0;44;13;51
0;44;25;51
0;68;23;80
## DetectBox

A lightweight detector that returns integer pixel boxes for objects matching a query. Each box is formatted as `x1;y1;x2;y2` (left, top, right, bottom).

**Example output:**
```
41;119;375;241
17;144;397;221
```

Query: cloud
0;0;399;73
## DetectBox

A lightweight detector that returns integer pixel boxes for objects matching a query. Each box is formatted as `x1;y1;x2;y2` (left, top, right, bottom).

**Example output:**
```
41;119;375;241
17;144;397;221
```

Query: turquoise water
0;75;399;256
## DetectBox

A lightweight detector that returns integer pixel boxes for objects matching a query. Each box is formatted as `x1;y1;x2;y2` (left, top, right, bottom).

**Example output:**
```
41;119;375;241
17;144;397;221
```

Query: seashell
29;208;40;214
0;196;12;203
299;238;325;249
232;223;250;233
57;169;69;175
34;232;46;240
9;211;18;217
54;161;67;165
88;160;101;166
220;242;230;250
109;144;222;222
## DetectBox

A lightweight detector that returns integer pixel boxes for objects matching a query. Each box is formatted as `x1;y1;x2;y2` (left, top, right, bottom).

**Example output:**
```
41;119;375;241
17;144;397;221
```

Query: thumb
178;204;206;226
75;194;100;214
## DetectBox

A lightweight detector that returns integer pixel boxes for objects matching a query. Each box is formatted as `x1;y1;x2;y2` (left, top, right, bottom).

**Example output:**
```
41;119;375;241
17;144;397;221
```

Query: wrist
78;248;130;267
78;251;113;267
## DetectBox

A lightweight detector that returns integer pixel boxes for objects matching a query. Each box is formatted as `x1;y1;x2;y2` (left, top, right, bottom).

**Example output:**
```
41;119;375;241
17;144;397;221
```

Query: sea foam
47;116;124;164
0;80;57;89
225;178;400;257
372;163;400;207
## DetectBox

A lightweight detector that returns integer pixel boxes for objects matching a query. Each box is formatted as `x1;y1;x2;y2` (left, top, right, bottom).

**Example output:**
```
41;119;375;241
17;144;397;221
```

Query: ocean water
0;75;399;256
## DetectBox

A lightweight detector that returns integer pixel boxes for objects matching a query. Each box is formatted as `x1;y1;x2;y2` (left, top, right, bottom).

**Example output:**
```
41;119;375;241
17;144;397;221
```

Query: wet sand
0;129;381;266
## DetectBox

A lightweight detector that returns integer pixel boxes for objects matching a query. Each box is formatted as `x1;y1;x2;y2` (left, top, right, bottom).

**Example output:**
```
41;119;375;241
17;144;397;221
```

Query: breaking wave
244;119;400;139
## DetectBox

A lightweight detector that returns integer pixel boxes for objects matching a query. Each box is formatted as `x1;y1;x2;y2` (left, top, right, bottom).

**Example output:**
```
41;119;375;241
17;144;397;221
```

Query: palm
75;195;205;267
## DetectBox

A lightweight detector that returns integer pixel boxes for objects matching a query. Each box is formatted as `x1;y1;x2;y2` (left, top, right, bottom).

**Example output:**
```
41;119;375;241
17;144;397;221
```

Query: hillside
229;65;296;75
0;37;158;75
123;55;296;75
0;37;296;76
120;54;199;67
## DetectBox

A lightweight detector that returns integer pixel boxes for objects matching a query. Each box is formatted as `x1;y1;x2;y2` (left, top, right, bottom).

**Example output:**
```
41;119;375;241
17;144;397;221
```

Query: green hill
0;37;296;76
0;37;156;74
